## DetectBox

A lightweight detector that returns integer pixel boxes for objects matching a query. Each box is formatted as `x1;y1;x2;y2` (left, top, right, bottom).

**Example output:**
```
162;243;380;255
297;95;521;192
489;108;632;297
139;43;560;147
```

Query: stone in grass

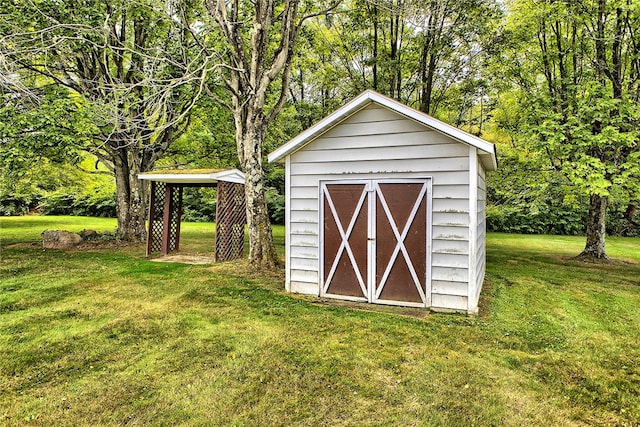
42;230;83;249
79;229;98;240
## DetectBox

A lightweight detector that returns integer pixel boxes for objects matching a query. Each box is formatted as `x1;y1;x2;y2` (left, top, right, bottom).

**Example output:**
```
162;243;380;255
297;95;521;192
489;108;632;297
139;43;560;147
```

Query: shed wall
472;159;487;312
286;104;472;311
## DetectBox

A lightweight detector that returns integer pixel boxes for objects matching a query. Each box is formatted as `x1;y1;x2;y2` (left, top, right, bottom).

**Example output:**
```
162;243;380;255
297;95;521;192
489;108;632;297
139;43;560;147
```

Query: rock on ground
42;230;83;249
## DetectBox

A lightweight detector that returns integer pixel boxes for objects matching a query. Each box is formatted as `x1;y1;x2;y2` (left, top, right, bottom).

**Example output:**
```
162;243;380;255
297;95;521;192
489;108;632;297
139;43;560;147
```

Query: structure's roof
268;89;497;171
138;168;244;184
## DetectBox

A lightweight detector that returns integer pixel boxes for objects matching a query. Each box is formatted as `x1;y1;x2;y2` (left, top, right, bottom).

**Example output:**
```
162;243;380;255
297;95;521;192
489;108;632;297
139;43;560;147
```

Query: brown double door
321;179;430;307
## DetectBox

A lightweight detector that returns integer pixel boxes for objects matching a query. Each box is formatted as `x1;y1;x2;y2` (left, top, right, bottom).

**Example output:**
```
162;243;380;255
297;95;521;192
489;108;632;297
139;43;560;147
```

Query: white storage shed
268;90;497;314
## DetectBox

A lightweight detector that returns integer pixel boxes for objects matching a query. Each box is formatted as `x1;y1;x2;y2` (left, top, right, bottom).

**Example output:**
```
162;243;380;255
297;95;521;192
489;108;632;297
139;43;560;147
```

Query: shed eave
479;149;498;171
138;168;245;184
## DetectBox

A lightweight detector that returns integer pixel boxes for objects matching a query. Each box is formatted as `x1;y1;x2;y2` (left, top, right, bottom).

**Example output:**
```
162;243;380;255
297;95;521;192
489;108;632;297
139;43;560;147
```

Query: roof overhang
268;89;498;171
138;168;245;185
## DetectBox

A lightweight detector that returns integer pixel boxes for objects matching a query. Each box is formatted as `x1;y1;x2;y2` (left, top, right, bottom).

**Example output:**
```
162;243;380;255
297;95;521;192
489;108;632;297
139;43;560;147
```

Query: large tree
206;0;338;268
504;0;640;258
0;0;209;240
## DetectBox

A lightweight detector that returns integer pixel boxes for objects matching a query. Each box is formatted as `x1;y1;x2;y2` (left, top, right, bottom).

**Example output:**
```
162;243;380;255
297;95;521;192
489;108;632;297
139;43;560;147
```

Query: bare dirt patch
151;254;216;265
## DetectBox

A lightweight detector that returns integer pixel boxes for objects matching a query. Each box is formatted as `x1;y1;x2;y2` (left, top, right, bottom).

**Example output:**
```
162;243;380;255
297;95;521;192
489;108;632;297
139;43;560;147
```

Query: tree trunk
372;4;378;91
208;0;327;269
113;149;148;241
240;127;280;269
580;194;608;259
419;52;437;114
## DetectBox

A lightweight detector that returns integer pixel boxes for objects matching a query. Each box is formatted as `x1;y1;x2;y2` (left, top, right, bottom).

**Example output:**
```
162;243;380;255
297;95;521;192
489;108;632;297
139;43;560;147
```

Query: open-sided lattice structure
139;169;246;261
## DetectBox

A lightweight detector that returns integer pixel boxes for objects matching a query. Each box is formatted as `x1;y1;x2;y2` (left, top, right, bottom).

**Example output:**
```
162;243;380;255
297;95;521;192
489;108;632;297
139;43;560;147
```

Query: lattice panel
215;181;246;261
147;181;167;256
167;186;183;252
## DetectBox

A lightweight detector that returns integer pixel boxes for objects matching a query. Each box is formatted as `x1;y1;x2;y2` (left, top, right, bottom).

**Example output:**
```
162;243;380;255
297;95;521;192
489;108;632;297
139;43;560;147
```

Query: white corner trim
284;155;292;292
468;147;478;313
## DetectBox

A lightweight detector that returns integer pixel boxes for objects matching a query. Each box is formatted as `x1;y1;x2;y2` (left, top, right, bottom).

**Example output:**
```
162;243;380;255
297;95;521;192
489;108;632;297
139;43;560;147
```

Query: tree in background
503;0;640;259
1;0;210;240
206;0;338;268
288;0;501;123
409;0;501;117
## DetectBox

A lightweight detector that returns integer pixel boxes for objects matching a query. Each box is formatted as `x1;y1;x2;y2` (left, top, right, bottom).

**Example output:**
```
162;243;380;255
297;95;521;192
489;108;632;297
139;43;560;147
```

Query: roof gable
268;90;497;171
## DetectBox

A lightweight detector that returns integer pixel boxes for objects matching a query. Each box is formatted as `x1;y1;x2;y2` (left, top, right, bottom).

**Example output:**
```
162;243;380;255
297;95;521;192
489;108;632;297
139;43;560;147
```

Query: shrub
606;202;640;237
266;187;285;225
181;187;217;223
487;200;639;237
486;203;586;235
0;193;42;216
40;190;116;217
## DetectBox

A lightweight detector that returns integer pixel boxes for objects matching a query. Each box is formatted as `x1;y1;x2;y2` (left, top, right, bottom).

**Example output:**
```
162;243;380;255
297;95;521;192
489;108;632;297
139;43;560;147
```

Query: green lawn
1;216;639;426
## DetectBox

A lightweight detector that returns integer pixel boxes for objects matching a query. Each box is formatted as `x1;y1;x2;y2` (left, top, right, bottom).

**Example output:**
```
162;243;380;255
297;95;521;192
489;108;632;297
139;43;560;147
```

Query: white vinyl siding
287;105;472;312
473;161;488;311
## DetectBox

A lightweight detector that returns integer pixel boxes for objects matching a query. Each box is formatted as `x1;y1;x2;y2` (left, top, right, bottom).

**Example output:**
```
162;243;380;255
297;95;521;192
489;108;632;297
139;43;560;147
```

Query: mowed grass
0;216;639;426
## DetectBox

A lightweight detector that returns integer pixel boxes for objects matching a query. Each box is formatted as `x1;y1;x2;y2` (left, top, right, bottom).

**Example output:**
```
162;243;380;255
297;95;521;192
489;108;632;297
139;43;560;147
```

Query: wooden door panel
377;183;423;233
378;253;422;303
322;183;368;299
323;196;342;281
327;250;366;297
375;182;428;304
404;192;427;285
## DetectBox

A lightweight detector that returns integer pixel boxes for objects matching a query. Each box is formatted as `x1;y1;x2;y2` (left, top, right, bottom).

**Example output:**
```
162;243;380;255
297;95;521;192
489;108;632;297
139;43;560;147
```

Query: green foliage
40;190;116;218
264;164;285;224
0;87;93;191
1;0;211;238
161;101;239;170
487;151;585;235
181;188;217;223
0;156;116;218
0;193;42;217
486;205;585;235
526;86;640;200
265;102;306;154
606;200;640;238
494;0;640;251
292;0;502;119
265;187;285;225
3;0;637;246
486;147;640;236
265;165;285;193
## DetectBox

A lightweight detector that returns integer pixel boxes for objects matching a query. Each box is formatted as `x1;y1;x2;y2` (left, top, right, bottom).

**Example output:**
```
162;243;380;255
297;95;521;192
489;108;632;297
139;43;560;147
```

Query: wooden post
161;184;173;255
146;181;166;256
173;186;183;252
146;181;156;257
